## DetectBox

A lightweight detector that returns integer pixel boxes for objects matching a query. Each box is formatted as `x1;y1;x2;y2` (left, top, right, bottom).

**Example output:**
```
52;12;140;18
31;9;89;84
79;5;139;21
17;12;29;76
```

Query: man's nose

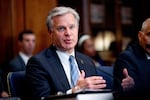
64;28;71;35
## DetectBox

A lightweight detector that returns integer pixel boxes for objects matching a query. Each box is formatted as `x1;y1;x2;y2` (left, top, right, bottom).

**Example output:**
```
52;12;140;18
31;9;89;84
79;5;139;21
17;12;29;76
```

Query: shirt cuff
66;89;72;94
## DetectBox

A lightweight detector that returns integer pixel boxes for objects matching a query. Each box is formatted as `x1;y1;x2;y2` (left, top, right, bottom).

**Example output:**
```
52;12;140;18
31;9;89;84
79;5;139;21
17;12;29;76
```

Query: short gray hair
141;18;150;32
46;6;80;31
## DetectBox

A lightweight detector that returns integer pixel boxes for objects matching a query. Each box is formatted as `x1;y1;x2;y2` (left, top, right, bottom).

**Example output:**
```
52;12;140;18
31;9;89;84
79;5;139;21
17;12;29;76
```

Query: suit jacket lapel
76;56;85;71
46;46;71;90
75;52;97;77
18;55;26;68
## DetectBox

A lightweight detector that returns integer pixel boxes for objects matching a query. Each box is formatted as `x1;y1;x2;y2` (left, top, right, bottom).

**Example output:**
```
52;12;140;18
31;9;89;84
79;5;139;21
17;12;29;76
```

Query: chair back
7;71;26;99
96;66;114;89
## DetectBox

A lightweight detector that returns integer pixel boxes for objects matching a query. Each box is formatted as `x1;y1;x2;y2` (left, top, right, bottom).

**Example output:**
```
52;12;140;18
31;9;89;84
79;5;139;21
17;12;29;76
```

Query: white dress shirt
19;51;31;65
56;50;80;87
146;53;150;60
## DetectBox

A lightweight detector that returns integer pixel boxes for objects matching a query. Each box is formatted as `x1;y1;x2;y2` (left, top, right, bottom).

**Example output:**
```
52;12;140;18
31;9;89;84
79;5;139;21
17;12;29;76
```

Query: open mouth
146;44;150;49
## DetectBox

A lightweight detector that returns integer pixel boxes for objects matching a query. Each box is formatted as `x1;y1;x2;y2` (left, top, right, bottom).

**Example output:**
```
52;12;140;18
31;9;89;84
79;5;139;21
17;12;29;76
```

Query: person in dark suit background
26;6;107;100
2;30;36;96
113;18;150;99
7;30;36;72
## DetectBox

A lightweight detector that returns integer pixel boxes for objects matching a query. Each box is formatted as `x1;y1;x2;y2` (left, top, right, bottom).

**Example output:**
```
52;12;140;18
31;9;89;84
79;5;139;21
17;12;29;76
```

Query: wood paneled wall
0;0;57;67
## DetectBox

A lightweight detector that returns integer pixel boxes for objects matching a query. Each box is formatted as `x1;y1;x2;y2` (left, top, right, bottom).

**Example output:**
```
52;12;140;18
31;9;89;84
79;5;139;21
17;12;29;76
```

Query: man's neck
146;53;150;60
19;51;32;57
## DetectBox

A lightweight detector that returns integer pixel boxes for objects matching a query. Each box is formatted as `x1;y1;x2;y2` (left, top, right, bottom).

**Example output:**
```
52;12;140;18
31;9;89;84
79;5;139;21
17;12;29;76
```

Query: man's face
49;13;79;53
20;34;36;55
138;24;150;55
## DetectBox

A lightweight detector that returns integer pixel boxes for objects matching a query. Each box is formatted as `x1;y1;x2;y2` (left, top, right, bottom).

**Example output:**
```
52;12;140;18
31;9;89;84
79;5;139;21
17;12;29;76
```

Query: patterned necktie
69;55;79;87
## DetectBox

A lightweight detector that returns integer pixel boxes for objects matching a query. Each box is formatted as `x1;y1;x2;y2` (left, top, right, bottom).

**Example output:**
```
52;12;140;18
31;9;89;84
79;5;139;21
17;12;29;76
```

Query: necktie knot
69;55;79;87
69;55;75;64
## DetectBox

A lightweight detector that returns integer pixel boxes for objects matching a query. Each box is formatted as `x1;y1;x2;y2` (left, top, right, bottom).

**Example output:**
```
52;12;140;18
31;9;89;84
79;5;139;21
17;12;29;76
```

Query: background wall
1;0;150;66
0;0;57;67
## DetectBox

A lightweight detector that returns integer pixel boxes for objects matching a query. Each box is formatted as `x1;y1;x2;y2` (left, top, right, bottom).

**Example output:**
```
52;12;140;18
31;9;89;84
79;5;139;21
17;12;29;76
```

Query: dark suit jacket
8;55;25;72
96;66;113;89
0;70;5;95
26;45;98;100
113;42;150;99
2;55;25;93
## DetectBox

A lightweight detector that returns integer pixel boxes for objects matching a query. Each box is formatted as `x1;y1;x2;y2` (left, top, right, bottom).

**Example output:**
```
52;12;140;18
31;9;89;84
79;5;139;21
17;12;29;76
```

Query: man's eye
70;25;75;29
57;27;65;32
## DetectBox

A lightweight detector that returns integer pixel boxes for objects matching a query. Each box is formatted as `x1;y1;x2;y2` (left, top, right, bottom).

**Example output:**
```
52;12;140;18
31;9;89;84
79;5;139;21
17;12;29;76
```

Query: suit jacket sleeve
113;48;139;96
26;56;53;100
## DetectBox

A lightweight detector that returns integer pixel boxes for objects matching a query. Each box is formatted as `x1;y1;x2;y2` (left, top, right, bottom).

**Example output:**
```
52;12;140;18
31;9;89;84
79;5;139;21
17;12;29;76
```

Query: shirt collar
146;53;150;60
56;49;75;57
55;46;75;57
19;51;31;65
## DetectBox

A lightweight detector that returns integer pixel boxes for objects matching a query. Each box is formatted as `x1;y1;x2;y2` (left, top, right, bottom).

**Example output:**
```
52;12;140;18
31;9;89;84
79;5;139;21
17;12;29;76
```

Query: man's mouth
146;44;150;49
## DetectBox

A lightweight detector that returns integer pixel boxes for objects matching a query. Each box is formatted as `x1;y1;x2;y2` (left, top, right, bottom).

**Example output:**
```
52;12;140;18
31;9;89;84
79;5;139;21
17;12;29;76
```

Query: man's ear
138;31;142;41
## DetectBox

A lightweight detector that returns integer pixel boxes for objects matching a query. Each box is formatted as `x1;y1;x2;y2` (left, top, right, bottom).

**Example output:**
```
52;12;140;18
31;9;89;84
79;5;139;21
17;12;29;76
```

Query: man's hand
72;70;106;93
121;68;135;91
1;91;9;97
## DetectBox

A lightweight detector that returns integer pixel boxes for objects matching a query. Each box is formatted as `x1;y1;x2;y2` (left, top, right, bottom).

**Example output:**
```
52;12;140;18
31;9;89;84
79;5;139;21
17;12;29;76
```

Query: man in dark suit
7;30;36;72
26;6;107;100
2;30;36;96
113;18;150;99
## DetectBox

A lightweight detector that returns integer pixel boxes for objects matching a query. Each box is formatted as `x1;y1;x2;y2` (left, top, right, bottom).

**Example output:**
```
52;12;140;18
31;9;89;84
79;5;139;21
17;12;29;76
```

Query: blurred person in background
2;30;36;96
6;30;36;72
78;34;106;67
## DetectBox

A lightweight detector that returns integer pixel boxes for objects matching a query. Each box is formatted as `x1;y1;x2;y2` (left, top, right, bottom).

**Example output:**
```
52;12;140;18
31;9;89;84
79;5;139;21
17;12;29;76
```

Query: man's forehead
23;34;35;39
144;23;150;32
23;33;35;36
